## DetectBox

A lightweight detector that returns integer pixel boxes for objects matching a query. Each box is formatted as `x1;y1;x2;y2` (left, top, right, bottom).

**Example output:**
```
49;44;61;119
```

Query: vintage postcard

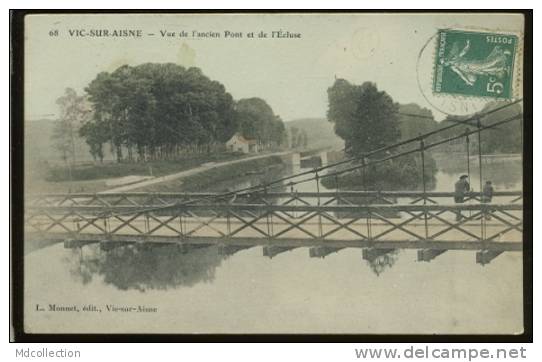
16;12;527;336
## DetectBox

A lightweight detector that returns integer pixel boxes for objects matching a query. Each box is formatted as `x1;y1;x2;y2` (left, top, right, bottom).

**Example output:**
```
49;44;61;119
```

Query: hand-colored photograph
18;12;526;336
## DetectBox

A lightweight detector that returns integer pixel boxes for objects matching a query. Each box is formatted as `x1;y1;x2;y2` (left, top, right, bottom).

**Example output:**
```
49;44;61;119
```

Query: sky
24;13;524;122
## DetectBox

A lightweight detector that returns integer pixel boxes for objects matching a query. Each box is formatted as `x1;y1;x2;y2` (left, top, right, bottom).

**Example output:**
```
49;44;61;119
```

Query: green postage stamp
433;29;518;99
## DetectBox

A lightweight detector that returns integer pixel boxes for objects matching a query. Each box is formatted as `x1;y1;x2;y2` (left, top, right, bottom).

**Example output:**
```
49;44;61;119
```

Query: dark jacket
482;184;494;202
454;179;470;198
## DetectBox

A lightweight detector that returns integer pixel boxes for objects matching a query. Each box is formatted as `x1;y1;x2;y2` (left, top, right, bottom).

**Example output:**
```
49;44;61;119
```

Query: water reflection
434;156;522;190
68;242;403;290
205;163;290;194
366;250;400;276
24;153;525;333
57;156;526;291
70;244;225;291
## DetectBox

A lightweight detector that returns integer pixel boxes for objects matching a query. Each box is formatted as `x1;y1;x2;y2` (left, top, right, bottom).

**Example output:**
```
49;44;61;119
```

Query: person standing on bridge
481;180;494;220
454;175;470;221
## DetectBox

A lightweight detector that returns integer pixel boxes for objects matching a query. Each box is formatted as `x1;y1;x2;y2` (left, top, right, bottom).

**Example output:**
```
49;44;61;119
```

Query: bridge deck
25;191;524;263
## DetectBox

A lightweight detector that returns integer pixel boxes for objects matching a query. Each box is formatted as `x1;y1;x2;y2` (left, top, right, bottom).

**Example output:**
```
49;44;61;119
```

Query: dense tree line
397;103;439;141
235;97;286;148
54;63;286;164
437;101;523;154
478;101;522;153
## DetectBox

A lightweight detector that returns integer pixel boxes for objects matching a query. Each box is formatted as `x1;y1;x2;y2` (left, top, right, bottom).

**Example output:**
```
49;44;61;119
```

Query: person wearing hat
454;174;470;221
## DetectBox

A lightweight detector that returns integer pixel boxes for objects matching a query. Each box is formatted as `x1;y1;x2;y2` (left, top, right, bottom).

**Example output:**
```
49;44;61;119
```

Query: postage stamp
433;29;518;99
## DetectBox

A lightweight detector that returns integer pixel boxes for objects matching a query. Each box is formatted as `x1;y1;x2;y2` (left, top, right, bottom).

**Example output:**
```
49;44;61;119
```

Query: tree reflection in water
69;244;226;291
366;250;400;276
66;242;401;288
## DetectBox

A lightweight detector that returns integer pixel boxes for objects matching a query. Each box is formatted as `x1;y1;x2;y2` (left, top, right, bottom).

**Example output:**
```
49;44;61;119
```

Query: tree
79;119;108;163
51;88;89;174
301;130;309;148
83;64;239;162
324;80;437;191
327;79;400;157
85;71;124;162
81;64;285;162
290;126;300;148
397;103;438;141
478;101;522;154
235;98;286;148
434;101;522;156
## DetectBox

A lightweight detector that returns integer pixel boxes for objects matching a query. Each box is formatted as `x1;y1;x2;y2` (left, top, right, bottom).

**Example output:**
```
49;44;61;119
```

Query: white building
225;133;257;153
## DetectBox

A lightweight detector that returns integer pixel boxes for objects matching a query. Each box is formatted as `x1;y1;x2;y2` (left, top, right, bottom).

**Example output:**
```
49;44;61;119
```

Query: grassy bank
25;152;246;194
25;177;110;194
140;155;285;193
46;152;246;182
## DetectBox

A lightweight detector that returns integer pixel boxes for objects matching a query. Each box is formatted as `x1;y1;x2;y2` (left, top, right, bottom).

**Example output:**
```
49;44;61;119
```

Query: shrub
321;153;437;191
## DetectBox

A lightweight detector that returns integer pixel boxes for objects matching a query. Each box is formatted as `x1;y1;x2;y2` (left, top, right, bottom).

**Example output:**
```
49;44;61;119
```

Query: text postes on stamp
433;29;517;99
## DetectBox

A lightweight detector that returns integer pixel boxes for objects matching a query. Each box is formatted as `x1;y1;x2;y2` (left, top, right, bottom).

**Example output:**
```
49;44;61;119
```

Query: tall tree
324;79;438;192
235;98;286;147
52;88;89;172
79;119;108;163
327;79;400;157
290;126;299;148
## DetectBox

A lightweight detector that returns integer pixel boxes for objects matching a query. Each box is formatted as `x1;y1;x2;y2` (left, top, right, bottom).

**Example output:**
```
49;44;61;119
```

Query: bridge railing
26;190;523;208
25;192;523;249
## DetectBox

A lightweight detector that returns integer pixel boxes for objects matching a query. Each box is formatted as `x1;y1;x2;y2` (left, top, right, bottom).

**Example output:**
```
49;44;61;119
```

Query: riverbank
321;153;438;191
25;152;247;194
137;154;287;193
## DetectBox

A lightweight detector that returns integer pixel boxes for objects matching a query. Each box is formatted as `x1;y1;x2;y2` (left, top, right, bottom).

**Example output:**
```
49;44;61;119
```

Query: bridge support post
476;250;504;265
64;239;100;249
362;248;395;262
309;246;343;258
263;246;296;258
218;244;253;256
417;249;447;262
176;242;213;254
99;240;136;251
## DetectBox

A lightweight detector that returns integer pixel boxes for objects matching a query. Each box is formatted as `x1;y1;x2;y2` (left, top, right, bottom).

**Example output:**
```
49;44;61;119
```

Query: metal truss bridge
25;190;523;265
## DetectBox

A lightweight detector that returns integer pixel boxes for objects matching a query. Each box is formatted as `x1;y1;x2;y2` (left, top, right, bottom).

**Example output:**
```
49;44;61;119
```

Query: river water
24;153;524;334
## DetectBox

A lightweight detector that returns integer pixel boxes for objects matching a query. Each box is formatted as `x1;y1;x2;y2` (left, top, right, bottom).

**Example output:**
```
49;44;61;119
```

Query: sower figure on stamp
454;175;470;221
481;180;494;220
